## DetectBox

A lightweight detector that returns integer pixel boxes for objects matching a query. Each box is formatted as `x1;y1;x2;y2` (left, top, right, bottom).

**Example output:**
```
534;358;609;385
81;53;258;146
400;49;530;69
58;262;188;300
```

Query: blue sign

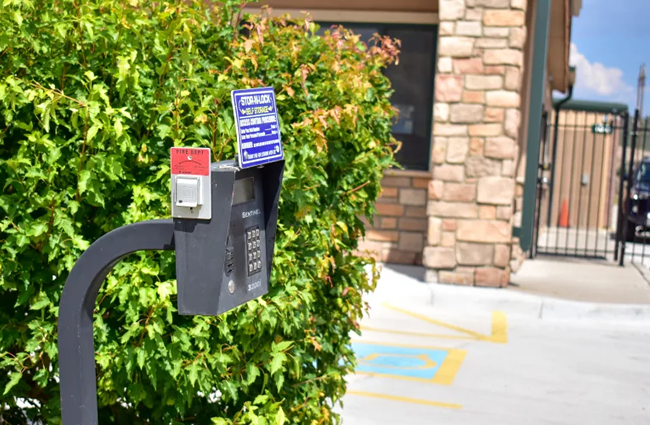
231;87;284;169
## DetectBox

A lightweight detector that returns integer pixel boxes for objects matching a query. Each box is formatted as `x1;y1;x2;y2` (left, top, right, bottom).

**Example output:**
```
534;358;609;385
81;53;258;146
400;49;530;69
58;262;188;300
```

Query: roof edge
552;98;629;114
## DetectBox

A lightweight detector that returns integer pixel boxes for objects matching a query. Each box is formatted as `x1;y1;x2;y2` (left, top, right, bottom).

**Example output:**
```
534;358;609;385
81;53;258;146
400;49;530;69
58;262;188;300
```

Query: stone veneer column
424;0;528;287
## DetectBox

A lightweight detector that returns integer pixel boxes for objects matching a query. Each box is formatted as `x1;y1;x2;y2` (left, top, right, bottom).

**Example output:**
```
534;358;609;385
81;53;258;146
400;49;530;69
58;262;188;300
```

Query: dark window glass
317;23;438;171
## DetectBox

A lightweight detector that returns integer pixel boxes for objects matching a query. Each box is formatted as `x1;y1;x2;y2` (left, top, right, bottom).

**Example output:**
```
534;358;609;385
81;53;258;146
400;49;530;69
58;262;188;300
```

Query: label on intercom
231;87;284;169
171;147;210;175
170;147;212;220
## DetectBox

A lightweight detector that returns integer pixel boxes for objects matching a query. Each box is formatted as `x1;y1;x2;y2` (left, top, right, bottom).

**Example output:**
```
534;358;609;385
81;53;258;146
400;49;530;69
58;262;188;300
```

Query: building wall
255;1;439;24
422;0;529;287
360;171;432;265
509;0;538;273
262;0;438;13
317;0;568;285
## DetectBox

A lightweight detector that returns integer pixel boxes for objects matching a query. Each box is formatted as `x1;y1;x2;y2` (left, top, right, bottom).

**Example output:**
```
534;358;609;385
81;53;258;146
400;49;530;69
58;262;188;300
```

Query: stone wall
359;172;432;265
424;0;529;287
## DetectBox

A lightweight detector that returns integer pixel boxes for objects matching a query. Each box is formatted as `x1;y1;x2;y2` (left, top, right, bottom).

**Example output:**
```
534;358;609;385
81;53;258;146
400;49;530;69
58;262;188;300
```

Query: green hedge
0;1;398;423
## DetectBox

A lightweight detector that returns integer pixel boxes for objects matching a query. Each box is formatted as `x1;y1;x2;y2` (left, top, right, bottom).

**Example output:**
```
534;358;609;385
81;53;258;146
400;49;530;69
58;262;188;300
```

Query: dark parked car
625;157;650;241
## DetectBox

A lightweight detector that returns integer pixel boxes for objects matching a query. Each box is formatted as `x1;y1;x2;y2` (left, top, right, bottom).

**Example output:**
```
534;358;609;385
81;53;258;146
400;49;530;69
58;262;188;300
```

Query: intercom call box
173;159;284;316
223;166;268;297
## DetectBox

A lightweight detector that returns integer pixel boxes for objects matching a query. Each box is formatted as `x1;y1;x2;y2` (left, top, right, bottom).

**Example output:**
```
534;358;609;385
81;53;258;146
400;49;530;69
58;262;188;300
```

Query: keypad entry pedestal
174;160;284;316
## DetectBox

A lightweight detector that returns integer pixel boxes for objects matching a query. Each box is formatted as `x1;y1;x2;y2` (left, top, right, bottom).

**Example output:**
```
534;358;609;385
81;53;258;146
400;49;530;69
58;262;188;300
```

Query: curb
368;265;650;323
632;261;650;286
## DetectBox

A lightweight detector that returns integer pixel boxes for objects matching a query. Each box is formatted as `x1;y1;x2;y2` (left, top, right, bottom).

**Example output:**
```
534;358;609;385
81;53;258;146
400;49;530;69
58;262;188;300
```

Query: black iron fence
533;107;629;260
617;111;650;267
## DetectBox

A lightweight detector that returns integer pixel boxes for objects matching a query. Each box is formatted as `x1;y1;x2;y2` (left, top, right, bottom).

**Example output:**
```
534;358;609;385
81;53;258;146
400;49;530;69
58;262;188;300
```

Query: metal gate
532;103;629;260
617;111;650;267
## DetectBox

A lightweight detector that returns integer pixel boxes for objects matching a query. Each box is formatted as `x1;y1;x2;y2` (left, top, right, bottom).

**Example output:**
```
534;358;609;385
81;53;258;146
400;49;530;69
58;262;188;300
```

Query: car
624;157;650;241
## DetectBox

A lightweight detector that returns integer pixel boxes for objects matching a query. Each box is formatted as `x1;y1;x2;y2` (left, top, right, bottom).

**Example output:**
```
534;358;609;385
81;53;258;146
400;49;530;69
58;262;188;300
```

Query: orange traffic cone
558;199;569;228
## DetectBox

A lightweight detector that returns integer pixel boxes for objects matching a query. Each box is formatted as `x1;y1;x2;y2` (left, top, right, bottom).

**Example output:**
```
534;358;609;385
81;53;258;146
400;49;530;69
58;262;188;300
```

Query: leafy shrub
0;0;398;423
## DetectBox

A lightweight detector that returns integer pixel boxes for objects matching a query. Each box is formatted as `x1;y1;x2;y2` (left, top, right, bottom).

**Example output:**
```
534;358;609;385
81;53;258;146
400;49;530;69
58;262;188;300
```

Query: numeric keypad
246;226;262;275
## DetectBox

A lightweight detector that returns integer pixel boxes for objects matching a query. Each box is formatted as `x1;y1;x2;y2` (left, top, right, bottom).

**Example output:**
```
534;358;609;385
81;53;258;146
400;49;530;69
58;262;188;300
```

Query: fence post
615;113;630;263
531;111;549;258
619;110;640;265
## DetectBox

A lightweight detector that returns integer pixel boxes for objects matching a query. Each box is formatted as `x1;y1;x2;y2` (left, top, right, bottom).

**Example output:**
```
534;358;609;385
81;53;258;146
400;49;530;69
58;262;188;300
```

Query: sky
566;0;650;115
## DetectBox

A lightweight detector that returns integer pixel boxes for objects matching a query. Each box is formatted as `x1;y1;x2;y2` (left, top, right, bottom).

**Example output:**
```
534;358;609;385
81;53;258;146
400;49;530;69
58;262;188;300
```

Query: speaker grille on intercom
225;247;234;276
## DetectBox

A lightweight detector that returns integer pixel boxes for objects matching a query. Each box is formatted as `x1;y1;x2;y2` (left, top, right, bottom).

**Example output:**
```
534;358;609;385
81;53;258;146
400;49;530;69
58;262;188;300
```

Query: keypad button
249;263;253;272
248;242;252;250
255;229;260;237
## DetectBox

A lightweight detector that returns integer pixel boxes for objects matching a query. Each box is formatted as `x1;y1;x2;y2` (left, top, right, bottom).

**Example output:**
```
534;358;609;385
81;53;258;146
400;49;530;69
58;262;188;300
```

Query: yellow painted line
490;311;508;344
383;303;486;339
351;340;466;385
383;303;508;344
433;347;466;385
355;371;449;385
352;339;459;350
347;390;462;409
361;325;477;341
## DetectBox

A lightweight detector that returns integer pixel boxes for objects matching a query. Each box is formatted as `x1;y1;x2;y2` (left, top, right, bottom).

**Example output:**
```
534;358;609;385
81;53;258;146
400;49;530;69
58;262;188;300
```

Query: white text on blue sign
231;87;283;169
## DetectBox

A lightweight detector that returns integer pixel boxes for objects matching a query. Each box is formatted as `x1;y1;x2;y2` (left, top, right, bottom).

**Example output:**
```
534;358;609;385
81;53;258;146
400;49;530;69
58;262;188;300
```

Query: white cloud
569;43;634;97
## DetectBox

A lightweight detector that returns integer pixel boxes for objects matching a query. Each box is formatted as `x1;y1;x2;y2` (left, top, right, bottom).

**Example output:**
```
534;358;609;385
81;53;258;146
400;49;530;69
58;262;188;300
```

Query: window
318;23;438;171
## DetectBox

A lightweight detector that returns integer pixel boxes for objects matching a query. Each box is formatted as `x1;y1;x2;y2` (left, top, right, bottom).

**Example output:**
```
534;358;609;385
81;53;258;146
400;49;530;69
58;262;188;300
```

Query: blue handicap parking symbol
352;342;451;381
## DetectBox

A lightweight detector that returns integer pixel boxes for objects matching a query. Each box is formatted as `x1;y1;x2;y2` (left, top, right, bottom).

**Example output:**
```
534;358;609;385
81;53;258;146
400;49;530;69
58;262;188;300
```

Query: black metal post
532;111;549;258
615;113;630;262
58;220;175;425
620;110;640;265
546;86;574;229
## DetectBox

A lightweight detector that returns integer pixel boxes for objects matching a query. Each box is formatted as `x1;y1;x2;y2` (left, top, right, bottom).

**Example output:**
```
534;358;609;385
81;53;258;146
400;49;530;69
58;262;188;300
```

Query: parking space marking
380;304;508;344
347;390;462;409
360;325;479;341
490;311;508;343
351;341;466;385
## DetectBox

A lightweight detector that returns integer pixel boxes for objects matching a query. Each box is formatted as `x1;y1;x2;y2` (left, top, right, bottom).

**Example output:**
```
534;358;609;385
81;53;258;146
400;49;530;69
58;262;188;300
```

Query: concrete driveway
341;267;650;425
